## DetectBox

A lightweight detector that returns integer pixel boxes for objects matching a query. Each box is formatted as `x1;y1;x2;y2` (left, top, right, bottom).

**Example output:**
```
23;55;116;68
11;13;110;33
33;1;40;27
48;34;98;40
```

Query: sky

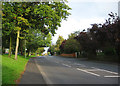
51;0;119;44
44;0;119;53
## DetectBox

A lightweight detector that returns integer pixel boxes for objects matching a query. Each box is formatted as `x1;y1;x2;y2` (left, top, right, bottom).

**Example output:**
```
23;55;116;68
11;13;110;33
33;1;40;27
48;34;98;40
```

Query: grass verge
2;54;36;84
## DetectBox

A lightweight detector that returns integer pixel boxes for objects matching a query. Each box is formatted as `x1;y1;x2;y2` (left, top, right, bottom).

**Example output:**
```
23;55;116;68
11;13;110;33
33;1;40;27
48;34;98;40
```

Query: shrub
63;38;80;54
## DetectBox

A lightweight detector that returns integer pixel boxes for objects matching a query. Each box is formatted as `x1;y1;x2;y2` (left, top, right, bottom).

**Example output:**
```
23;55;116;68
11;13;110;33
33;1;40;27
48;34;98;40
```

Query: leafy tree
63;38;80;54
36;47;45;55
75;12;120;59
2;2;30;59
55;35;64;54
2;2;16;57
48;44;56;55
2;2;71;60
59;39;66;53
89;12;120;56
26;29;52;56
68;31;80;39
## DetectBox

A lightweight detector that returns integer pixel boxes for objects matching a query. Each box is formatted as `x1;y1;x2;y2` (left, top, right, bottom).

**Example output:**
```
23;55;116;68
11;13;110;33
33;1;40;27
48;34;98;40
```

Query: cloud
51;1;118;44
52;16;105;44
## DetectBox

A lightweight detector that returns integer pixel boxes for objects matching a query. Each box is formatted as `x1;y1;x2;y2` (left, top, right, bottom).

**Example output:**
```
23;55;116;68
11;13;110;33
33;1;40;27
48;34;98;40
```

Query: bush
103;47;116;56
64;38;80;54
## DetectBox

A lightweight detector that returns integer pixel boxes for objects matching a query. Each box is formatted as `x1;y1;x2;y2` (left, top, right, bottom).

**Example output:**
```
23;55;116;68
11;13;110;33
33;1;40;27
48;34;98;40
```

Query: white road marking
62;63;71;67
91;67;118;74
77;68;100;76
85;69;101;71
35;59;53;84
74;63;86;67
104;76;120;78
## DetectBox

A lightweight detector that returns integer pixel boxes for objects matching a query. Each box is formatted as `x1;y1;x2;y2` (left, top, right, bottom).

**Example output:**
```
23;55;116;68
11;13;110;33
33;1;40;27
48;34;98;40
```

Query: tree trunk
20;40;23;56
27;49;30;57
9;35;12;57
15;30;20;60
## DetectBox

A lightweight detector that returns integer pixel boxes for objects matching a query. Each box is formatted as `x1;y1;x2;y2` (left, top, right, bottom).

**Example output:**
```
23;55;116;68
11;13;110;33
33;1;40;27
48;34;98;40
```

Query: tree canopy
2;2;71;59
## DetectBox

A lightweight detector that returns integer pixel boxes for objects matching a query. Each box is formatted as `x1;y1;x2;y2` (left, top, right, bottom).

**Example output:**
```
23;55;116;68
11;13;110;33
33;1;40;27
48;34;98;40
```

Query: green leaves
14;27;21;31
2;2;71;56
17;17;29;27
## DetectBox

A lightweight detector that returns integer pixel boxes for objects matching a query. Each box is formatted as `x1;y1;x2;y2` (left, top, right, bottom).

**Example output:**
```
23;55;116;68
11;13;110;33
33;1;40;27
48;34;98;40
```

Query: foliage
59;40;66;53
75;12;120;59
55;36;64;54
63;38;80;54
48;44;56;55
36;47;45;55
68;31;80;39
26;29;52;56
48;35;64;55
2;2;71;59
75;32;99;57
56;36;64;48
89;12;120;56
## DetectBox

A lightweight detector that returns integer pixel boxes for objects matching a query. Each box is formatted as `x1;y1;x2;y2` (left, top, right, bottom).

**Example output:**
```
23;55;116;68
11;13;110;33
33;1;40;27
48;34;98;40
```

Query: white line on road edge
104;76;120;78
34;59;53;84
62;63;71;67
91;67;118;74
77;68;100;77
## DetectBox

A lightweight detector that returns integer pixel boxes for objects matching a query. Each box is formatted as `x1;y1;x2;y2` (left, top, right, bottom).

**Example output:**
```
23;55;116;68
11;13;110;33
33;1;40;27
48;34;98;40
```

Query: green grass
1;54;36;84
0;55;2;86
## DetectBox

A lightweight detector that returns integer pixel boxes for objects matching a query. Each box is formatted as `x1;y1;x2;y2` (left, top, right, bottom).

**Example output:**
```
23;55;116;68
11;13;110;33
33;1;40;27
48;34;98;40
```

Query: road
33;56;119;84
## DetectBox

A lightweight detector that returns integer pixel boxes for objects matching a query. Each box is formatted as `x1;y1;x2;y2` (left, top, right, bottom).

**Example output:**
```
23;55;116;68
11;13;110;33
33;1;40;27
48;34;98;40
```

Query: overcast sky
51;0;119;44
44;0;119;53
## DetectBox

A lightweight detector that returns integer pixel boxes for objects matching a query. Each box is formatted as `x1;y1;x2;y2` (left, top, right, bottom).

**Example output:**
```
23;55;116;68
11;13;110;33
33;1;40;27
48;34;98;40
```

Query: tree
26;29;52;56
55;35;64;54
2;2;30;60
63;38;80;54
36;47;45;55
2;2;16;57
48;44;56;55
68;31;80;39
75;12;120;59
89;12;120;56
2;2;71;60
59;39;66;53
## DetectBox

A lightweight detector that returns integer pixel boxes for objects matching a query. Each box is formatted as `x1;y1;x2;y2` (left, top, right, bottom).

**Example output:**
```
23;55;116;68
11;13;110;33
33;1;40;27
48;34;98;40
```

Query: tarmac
19;57;46;84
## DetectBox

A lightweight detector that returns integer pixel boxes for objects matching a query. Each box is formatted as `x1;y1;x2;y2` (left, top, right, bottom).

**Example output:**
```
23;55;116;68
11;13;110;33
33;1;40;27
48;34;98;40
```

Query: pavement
19;56;119;85
19;58;46;84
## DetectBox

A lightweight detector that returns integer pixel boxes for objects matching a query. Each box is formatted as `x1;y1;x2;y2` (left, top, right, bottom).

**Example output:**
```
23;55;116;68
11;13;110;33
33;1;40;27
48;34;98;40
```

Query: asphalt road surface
19;56;119;85
34;56;119;84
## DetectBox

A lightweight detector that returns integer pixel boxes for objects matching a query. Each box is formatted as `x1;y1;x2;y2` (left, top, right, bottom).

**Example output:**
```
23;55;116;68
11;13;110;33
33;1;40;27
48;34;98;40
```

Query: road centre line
77;68;100;76
91;67;118;74
104;76;120;78
62;63;71;67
